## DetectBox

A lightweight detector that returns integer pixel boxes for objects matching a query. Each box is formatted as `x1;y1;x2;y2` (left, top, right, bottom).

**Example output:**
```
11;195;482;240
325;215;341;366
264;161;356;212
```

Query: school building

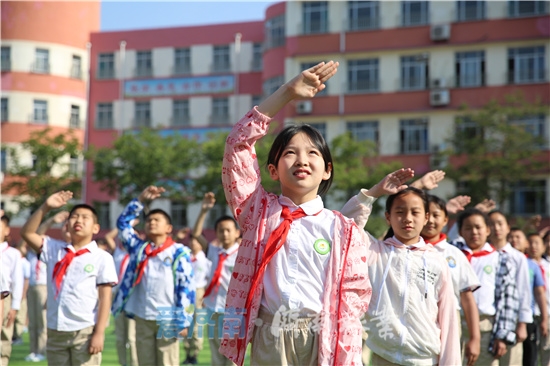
2;1;550;232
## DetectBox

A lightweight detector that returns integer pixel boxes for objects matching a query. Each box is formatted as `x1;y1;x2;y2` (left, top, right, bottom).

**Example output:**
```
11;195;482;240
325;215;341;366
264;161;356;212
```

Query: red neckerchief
134;237;175;285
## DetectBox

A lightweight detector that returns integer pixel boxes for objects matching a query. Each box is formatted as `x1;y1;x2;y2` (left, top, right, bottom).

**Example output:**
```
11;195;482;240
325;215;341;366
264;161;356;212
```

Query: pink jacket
220;107;372;366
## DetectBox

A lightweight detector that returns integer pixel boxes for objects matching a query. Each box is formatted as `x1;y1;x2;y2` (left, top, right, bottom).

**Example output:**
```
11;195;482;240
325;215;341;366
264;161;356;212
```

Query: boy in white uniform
0;214;24;366
21;191;118;366
193;192;239;366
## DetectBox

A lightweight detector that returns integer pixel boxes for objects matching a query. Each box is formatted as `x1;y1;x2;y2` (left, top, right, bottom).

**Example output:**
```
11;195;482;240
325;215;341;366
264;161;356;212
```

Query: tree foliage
4;128;82;213
445;93;548;208
86;129;200;205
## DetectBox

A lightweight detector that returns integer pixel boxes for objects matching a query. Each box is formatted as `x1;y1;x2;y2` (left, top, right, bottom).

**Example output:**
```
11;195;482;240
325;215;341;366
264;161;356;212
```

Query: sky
100;1;280;31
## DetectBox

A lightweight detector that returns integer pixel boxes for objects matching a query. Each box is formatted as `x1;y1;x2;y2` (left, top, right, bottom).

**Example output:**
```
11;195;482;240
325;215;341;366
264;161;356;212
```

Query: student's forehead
217;220;237;229
71;208;94;216
393;194;424;207
464;215;486;225
287;133;317;147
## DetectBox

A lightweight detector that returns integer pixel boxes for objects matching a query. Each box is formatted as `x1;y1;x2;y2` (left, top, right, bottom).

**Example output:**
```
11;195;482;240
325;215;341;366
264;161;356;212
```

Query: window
263;75;284;96
33;48;50;73
347;59;379;92
265;15;285;49
1;47;10;72
508;46;546;84
401;1;429;26
174;48;191;75
70;55;82;79
212;45;230;73
251;43;263;71
95;202;111;229
134;101;151;128
509;114;547;147
347;121;379;143
211;98;229;125
33;100;48;123
456;51;485;87
457;1;486;21
69;154;80;176
348;1;380;30
97;53;115;79
96;103;113;129
455;116;483;151
70;105;80;128
31;154;39;173
136;51;152;77
302;62;328;95
508;1;547;17
172;100;190;126
303;1;328;34
309;123;327;140
171;201;188;228
0;149;6;173
401;55;429;90
1;98;7;122
400;118;428;154
510;180;547;215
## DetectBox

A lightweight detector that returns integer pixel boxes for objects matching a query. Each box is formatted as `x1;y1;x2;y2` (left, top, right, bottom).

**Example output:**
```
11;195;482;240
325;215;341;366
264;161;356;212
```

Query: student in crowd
489;210;533;365
12;242;30;346
527;232;550;366
221;61;460;365
0;213;24;366
103;224;138;366
21;191;118;366
454;208;519;365
509;227;529;254
111;186;195;366
24;210;69;362
192;192;239;366
421;194;481;366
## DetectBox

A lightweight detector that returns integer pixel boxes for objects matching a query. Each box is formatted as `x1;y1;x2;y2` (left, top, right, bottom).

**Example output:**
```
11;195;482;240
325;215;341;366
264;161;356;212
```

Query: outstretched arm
21;191;73;253
36;211;69;236
446;195;471;215
192;192;215;253
410;170;445;190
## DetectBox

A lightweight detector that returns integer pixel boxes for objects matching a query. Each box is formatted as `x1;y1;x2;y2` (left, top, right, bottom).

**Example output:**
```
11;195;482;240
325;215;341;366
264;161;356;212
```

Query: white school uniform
192;250;211;289
0;242;24;310
261;195;332;316
501;243;533;323
41;237;118;331
203;242;239;313
431;236;480;310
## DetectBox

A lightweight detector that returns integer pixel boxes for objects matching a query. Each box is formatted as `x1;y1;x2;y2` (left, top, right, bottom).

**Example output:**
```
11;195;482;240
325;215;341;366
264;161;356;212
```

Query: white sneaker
34;354;46;362
25;353;37;362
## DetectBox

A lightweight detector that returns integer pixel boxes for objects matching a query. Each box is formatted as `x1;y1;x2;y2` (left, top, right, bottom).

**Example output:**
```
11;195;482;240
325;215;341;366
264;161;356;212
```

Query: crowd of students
1;62;550;366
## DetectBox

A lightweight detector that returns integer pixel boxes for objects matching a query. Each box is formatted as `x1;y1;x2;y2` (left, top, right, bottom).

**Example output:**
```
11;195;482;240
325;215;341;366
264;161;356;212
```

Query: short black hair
145;209;172;225
69;204;98;223
385;187;429;214
457;208;490;231
214;215;239;231
426;194;448;217
0;214;10;226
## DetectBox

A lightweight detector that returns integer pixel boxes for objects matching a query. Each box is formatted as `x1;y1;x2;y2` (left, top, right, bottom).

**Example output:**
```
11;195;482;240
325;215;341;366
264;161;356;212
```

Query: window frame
456;51;485;87
97;53;115;79
33;100;48;123
401;1;430;27
303;1;329;34
96;102;114;129
400;118;429;154
348;1;380;31
347;59;379;93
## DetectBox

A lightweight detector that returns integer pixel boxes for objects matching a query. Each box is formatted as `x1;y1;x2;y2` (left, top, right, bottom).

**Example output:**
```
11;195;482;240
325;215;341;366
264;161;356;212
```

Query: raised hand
45;191;73;210
474;199;496;214
368;168;415;198
446;195;471;215
411;170;445;190
287;61;339;99
138;186;165;202
52;210;70;224
202;192;216;211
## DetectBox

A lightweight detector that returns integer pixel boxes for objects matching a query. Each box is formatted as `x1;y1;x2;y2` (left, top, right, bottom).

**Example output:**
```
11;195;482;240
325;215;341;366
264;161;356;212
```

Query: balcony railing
31;62;50;74
209;114;230;125
172;64;191;76
133;118;151;128
507;69;547;84
211;62;231;73
97;68;115;79
348;17;380;31
347;80;379;93
29;113;48;124
70;65;82;79
95;119;113;129
69;116;81;128
134;67;153;78
1;59;11;72
171;115;191;127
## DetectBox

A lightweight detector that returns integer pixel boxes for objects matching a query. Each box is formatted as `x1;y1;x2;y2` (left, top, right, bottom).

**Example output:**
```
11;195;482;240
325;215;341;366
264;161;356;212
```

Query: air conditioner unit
296;100;312;115
431;78;447;89
430;89;450;106
430;24;451;41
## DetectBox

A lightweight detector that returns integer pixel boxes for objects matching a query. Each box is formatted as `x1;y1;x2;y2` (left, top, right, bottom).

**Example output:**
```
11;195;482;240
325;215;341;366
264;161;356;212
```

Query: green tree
87;129;200;205
4;128;82;213
446;93;548;208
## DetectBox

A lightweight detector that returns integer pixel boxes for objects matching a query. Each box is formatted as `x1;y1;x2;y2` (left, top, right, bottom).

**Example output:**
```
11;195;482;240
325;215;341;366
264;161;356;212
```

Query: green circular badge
313;239;331;255
84;264;94;273
483;265;493;274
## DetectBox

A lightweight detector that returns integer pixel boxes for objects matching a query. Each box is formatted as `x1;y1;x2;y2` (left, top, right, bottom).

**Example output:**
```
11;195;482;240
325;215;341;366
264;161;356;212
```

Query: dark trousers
523;322;538;366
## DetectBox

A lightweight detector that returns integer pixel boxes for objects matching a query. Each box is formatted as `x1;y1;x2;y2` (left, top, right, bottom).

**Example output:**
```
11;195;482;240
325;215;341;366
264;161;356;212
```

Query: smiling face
268;131;332;205
385;192;429;245
422;201;449;242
